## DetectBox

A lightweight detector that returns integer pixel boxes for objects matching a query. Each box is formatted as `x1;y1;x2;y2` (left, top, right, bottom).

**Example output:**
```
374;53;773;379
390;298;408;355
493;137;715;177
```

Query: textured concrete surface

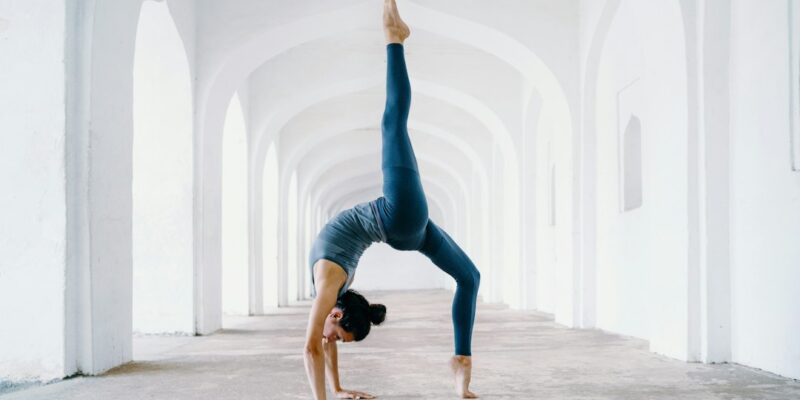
4;289;800;399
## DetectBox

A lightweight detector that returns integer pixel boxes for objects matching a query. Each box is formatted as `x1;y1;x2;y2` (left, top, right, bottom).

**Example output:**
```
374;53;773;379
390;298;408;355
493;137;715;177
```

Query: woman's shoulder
313;259;348;280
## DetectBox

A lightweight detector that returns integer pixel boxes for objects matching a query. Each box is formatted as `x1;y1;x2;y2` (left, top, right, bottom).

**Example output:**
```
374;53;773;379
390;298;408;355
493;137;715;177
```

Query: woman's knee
458;265;481;292
470;268;481;291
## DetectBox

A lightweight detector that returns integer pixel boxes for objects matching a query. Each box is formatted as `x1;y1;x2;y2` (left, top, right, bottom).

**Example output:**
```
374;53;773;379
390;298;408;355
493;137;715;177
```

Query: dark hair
336;289;386;341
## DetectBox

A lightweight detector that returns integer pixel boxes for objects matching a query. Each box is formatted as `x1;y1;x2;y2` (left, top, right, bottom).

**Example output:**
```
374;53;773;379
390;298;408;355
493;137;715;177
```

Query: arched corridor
1;0;799;398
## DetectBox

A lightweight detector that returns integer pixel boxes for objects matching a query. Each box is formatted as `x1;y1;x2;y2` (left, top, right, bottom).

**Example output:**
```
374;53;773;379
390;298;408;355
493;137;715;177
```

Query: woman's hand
334;389;376;399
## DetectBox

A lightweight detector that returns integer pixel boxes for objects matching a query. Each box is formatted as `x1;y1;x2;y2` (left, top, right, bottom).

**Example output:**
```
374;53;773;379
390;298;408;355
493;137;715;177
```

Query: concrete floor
4;289;800;399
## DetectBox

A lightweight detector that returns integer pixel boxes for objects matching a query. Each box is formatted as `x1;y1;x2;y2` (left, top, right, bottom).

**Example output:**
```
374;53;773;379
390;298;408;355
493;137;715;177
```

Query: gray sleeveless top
309;200;387;298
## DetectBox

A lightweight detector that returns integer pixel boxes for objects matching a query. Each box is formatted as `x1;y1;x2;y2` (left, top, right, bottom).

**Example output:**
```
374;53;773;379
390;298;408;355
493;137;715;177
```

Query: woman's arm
323;338;343;393
304;262;346;400
324;340;376;400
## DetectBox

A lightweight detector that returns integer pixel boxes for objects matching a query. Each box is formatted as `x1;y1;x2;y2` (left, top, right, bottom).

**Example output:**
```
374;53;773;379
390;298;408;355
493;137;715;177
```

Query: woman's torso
308;200;386;298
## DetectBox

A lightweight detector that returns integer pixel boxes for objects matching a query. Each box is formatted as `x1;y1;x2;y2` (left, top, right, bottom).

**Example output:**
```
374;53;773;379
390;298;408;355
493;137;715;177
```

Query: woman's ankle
451;355;472;368
383;0;409;43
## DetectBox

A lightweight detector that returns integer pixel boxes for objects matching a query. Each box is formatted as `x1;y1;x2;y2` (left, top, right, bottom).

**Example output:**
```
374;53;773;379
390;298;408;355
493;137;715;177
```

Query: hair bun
368;303;387;325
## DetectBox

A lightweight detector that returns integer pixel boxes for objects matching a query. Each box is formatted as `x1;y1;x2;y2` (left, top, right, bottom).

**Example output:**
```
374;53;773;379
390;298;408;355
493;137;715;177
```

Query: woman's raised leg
379;0;428;240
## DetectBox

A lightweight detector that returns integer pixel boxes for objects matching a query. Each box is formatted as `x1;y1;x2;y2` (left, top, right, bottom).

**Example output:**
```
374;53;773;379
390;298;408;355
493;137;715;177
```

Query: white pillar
65;0;144;375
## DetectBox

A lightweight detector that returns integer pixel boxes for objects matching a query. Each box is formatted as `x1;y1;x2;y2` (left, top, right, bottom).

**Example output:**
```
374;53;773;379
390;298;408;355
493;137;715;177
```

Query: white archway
222;92;249;316
262;143;280;310
286;172;299;304
193;1;576;321
251;77;518;305
132;0;193;335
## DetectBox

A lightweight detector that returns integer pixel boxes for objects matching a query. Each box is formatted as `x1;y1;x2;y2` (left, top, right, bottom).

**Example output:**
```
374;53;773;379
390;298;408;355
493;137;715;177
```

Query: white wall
0;0;67;383
586;0;690;360
593;0;650;340
728;0;800;380
578;0;800;379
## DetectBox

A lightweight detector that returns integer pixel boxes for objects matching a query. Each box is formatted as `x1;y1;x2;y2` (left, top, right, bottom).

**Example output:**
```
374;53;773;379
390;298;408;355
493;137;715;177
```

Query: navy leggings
374;43;481;356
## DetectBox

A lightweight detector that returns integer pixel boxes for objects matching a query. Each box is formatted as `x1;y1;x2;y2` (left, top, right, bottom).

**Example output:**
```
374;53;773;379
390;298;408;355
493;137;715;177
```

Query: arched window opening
132;0;194;335
287;172;299;304
262;143;279;310
221;93;249;316
791;0;800;171
303;198;313;299
549;165;557;226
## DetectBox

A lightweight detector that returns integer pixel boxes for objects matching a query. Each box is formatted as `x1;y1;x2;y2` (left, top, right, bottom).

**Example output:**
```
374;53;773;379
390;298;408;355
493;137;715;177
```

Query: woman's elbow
303;343;322;357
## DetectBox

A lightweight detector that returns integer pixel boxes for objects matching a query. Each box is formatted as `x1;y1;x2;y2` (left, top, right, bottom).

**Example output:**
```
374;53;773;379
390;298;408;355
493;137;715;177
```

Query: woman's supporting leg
420;220;480;398
419;220;480;356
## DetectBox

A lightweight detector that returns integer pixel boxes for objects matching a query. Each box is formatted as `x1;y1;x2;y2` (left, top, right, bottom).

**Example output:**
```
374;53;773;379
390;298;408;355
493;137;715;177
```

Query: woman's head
323;289;386;343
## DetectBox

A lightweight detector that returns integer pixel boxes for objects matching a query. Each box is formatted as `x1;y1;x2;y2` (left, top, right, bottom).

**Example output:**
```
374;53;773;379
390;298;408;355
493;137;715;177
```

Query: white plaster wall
728;0;800;380
0;0;67;382
544;96;576;325
593;0;650;340
165;0;196;77
636;0;690;361
520;88;541;310
535;134;557;315
414;0;580;151
587;0;690;360
575;0;622;331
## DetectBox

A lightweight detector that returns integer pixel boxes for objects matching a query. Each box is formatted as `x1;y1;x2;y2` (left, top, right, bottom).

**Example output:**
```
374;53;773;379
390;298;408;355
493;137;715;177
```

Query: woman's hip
375;196;428;244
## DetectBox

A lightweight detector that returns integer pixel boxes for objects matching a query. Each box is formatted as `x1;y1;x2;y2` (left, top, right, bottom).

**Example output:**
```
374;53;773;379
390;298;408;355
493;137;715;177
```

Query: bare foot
450;355;479;398
383;0;410;44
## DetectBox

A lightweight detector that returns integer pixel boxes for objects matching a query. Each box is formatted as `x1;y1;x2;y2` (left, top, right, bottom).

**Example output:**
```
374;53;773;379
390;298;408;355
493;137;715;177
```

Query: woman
303;1;480;398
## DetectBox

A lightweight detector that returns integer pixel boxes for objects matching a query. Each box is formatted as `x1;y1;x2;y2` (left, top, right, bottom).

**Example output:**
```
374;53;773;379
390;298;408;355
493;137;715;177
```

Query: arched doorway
221;93;249;317
132;0;193;335
262;143;279;310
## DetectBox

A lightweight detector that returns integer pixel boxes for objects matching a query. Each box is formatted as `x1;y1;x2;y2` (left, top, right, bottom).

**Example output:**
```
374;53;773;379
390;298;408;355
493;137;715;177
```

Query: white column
65;0;144;375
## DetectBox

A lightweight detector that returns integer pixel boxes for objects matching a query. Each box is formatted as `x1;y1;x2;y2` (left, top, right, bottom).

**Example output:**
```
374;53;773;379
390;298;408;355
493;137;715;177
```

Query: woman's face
323;307;355;343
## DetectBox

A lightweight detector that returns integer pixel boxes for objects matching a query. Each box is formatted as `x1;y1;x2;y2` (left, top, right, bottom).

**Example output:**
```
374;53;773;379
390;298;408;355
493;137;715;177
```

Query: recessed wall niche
617;78;643;212
790;0;800;171
621;116;643;211
549;164;556;226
